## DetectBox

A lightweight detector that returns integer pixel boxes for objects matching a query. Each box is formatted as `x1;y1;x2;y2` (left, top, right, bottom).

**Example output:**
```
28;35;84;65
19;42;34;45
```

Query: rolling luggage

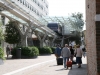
57;58;63;65
66;60;72;69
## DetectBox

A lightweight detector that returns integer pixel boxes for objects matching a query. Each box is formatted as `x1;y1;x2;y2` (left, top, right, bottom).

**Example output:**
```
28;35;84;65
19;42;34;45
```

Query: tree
5;21;21;44
0;19;4;45
68;12;84;31
67;12;84;45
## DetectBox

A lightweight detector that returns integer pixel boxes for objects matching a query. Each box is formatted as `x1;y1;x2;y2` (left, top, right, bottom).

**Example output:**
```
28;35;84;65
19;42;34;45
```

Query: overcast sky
47;0;85;18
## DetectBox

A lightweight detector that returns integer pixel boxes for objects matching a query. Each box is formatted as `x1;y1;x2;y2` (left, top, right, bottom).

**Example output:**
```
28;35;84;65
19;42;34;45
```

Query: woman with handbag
75;45;83;68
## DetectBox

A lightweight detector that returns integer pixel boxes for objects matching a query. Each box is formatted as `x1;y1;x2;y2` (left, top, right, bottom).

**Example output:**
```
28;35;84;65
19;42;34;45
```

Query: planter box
0;59;4;65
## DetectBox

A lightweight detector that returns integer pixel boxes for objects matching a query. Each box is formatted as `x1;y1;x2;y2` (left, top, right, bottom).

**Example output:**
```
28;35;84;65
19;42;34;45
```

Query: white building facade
9;0;49;19
0;0;50;52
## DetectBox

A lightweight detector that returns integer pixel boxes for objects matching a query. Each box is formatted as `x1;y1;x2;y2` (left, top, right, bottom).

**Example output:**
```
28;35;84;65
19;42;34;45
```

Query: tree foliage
68;12;84;31
5;21;21;44
67;12;84;45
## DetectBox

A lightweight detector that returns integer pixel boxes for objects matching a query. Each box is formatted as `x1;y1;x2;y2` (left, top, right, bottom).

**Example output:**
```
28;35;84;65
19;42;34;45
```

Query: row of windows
41;0;48;8
17;0;45;17
31;0;43;10
31;0;48;15
31;0;48;9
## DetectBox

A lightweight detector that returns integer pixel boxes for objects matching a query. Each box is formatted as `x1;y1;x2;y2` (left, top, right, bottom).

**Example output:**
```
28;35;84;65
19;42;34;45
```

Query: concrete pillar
86;0;100;75
36;32;47;47
96;1;100;75
21;35;27;46
61;36;64;47
50;36;56;47
20;22;32;47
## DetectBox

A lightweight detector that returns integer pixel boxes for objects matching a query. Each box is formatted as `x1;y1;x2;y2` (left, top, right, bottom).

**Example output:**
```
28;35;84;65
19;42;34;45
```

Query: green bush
21;47;39;57
38;47;52;54
0;47;5;60
51;47;56;54
11;47;17;56
11;46;39;58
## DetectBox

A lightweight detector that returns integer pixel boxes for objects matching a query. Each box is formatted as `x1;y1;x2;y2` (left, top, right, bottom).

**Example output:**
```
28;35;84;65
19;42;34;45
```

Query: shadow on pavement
49;65;57;67
67;64;87;75
52;64;87;75
55;68;64;71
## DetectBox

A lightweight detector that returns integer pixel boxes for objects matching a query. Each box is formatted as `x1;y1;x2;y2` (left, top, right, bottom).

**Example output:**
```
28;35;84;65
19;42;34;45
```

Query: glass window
30;6;32;10
28;3;30;8
34;9;36;13
38;3;39;6
35;0;36;3
37;12;39;15
23;0;25;5
25;2;27;7
31;7;33;11
20;0;22;3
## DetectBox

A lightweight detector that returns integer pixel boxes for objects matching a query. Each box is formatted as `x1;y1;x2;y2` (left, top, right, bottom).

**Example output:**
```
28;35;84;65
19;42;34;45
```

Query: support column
86;0;98;75
50;36;56;47
21;35;27;46
61;36;64;47
20;22;32;47
45;36;48;46
36;32;47;47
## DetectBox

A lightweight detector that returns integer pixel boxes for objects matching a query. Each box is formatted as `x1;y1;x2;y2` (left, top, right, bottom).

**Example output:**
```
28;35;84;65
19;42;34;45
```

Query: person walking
55;45;62;58
69;46;74;61
75;45;83;68
6;45;10;58
61;44;71;69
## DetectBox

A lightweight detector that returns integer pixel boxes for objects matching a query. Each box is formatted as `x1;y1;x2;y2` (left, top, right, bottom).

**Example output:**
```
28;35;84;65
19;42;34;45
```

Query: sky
47;0;86;30
47;0;85;17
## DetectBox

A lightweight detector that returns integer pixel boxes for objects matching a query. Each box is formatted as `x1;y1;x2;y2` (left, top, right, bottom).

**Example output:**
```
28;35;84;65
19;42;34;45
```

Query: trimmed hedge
11;46;39;58
38;47;52;54
22;47;39;57
11;47;17;56
11;46;55;58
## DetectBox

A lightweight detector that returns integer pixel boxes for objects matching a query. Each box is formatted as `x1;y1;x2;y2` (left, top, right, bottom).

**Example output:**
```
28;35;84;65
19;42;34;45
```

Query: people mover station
0;0;83;48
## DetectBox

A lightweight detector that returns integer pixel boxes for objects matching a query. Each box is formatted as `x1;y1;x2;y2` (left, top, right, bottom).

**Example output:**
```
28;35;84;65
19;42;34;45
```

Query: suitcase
66;61;72;69
57;58;63;65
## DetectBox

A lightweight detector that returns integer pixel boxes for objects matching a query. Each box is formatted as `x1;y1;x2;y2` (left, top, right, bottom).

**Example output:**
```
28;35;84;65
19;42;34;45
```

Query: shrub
11;47;17;56
51;47;56;54
21;47;31;57
11;46;39;58
21;47;39;57
39;47;52;54
0;47;5;60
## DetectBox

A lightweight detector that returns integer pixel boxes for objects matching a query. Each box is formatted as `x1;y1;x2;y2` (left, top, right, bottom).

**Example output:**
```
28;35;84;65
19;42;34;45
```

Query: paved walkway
0;54;87;75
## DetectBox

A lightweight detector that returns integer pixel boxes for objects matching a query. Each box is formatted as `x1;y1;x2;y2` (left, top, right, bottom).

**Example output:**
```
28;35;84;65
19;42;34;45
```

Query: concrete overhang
0;0;56;37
